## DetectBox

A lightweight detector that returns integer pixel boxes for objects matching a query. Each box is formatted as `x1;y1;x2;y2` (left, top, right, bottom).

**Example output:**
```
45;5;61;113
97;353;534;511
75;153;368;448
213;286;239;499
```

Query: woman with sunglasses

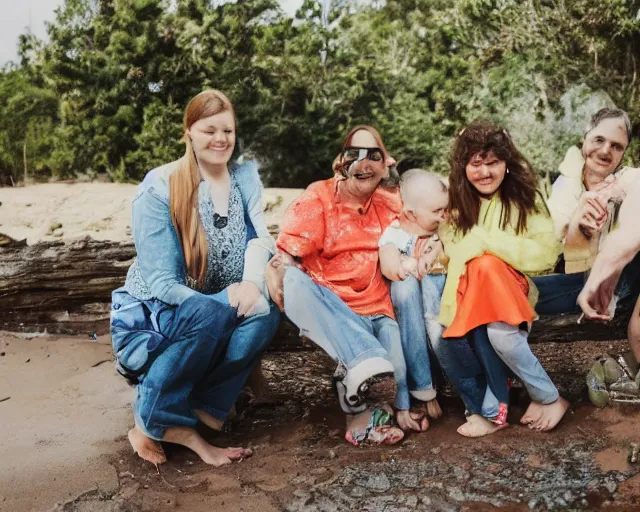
110;90;280;466
265;126;407;446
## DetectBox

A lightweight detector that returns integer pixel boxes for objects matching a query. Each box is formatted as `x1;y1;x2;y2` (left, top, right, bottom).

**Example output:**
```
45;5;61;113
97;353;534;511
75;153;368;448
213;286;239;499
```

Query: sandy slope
0;182;301;511
0;183;302;244
0;333;133;512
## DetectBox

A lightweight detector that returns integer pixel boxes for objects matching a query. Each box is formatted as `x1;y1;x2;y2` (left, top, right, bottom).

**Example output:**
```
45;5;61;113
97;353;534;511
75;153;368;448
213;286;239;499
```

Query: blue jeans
431;326;510;415
110;287;280;440
419;274;507;416
282;267;406;410
533;252;640;315
390;276;441;405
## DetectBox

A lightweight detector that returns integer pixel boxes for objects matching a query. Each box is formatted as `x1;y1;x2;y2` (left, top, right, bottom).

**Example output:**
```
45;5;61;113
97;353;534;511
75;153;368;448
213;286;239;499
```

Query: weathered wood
0;234;631;345
0;236;135;334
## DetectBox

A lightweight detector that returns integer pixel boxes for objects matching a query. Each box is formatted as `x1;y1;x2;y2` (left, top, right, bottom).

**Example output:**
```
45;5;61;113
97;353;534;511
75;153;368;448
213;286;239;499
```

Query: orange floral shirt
277;177;402;318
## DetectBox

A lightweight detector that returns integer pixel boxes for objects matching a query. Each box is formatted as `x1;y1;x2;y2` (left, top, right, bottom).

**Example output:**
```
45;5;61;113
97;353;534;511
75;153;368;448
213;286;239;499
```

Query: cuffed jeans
390;276;442;406
110;287;280;440
282;267;405;410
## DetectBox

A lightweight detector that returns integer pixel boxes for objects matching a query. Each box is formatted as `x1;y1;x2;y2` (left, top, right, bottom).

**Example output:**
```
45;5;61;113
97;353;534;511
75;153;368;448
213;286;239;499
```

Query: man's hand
228;281;263;317
574;191;608;237
577;273;619;322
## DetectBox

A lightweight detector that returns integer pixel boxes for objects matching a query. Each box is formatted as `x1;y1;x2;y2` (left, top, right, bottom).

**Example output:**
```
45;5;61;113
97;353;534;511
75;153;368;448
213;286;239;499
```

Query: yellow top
438;193;562;327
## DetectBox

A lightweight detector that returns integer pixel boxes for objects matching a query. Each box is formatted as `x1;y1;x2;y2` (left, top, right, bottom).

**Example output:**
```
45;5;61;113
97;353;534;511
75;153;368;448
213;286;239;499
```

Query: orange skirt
443;254;535;338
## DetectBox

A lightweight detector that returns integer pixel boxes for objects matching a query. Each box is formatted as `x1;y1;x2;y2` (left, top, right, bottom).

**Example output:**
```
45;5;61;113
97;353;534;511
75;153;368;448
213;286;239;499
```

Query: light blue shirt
122;159;275;306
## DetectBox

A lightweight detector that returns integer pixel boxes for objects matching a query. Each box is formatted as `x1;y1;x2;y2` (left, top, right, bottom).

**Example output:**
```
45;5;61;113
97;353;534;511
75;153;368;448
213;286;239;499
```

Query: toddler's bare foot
520;401;543;426
128;426;166;464
457;414;505;438
194;409;224;431
426;398;442;419
163;427;252;466
396;409;429;432
529;398;569;431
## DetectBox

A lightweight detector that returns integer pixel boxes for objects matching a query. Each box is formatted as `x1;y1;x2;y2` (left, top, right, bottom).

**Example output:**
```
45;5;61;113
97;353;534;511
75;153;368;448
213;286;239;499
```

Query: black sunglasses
342;147;385;164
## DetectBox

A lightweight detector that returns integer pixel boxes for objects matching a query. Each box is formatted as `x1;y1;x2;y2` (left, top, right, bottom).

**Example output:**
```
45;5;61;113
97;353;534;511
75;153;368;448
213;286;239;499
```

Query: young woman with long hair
110;90;280;466
430;121;568;437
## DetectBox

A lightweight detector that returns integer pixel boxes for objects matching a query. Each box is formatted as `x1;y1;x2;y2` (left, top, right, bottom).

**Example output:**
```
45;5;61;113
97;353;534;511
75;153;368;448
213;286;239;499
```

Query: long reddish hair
170;89;235;287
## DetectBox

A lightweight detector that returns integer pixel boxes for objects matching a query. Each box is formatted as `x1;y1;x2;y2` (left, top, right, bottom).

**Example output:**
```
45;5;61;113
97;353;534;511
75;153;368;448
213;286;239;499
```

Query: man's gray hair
586;108;632;143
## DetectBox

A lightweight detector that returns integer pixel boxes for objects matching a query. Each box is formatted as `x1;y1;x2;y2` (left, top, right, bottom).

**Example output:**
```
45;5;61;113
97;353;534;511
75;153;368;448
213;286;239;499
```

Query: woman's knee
486;322;522;354
468;254;505;278
283;267;314;313
176;295;236;335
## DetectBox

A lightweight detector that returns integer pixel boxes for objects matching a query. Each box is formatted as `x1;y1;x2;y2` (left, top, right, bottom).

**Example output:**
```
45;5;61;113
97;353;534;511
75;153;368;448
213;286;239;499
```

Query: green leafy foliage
1;0;639;186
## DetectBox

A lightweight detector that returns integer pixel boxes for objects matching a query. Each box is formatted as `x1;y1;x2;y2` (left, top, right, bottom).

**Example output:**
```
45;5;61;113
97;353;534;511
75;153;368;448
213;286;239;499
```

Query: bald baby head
399;169;449;235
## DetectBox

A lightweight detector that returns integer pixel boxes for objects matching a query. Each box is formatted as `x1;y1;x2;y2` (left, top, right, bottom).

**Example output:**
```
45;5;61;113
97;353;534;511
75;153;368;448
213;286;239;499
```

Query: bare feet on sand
163;427;252;466
128;426;167;464
457;414;505;438
522;398;569;431
194;409;224;431
396;409;429;432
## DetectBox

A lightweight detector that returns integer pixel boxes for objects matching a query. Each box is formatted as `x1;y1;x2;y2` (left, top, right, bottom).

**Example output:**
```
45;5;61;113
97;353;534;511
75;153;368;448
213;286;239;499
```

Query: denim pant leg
132;294;238;440
430;333;488;416
283;267;391;369
616;251;640;301
532;272;585;315
486;322;559;404
469;326;511;404
391;276;435;402
370;315;411;410
190;301;281;421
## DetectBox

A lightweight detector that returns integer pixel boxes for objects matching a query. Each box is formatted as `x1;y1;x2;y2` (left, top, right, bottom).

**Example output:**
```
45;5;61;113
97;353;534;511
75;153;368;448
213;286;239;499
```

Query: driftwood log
0;234;631;346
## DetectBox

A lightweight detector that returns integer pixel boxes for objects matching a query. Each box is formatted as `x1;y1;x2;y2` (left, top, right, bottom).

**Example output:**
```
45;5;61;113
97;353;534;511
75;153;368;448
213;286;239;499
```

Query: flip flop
345;408;405;447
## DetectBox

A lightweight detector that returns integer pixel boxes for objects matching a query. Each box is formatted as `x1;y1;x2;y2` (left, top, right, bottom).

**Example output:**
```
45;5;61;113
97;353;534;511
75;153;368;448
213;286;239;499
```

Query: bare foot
426;399;442;419
396;410;429;432
194;409;224;431
345;409;405;446
128;426;166;464
457;414;505;438
163;427;252;466
529;398;569;431
520;401;543;426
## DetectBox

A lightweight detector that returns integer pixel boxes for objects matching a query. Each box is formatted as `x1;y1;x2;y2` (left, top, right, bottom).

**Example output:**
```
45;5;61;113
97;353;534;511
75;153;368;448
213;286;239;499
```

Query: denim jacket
123;158;275;306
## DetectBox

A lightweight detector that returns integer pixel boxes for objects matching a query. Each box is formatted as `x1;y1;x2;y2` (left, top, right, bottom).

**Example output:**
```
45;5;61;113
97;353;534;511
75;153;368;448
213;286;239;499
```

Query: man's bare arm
579;178;640;319
590;178;640;277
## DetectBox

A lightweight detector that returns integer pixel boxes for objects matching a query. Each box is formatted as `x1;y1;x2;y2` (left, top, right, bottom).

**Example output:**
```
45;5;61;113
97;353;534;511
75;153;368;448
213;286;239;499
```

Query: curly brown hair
449;120;544;235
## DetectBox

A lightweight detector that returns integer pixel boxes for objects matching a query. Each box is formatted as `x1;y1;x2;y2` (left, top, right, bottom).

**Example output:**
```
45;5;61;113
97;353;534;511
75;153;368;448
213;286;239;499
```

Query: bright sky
1;0;303;65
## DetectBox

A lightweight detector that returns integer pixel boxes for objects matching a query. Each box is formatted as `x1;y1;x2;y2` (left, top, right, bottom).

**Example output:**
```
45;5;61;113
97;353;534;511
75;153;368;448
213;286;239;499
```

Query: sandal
345;408;405;447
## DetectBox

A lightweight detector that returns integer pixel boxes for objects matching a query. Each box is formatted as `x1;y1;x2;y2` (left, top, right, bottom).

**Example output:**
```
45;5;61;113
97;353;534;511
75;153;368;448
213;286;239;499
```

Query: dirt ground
1;331;640;512
2;183;640;511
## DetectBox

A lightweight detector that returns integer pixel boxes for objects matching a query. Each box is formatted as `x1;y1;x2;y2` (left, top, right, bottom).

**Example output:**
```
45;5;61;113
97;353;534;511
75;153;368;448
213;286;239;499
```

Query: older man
578;175;640;362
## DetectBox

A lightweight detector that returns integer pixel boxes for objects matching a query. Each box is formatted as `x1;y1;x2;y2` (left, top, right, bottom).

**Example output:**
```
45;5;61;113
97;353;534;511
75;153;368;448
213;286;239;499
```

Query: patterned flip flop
345;408;405;447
